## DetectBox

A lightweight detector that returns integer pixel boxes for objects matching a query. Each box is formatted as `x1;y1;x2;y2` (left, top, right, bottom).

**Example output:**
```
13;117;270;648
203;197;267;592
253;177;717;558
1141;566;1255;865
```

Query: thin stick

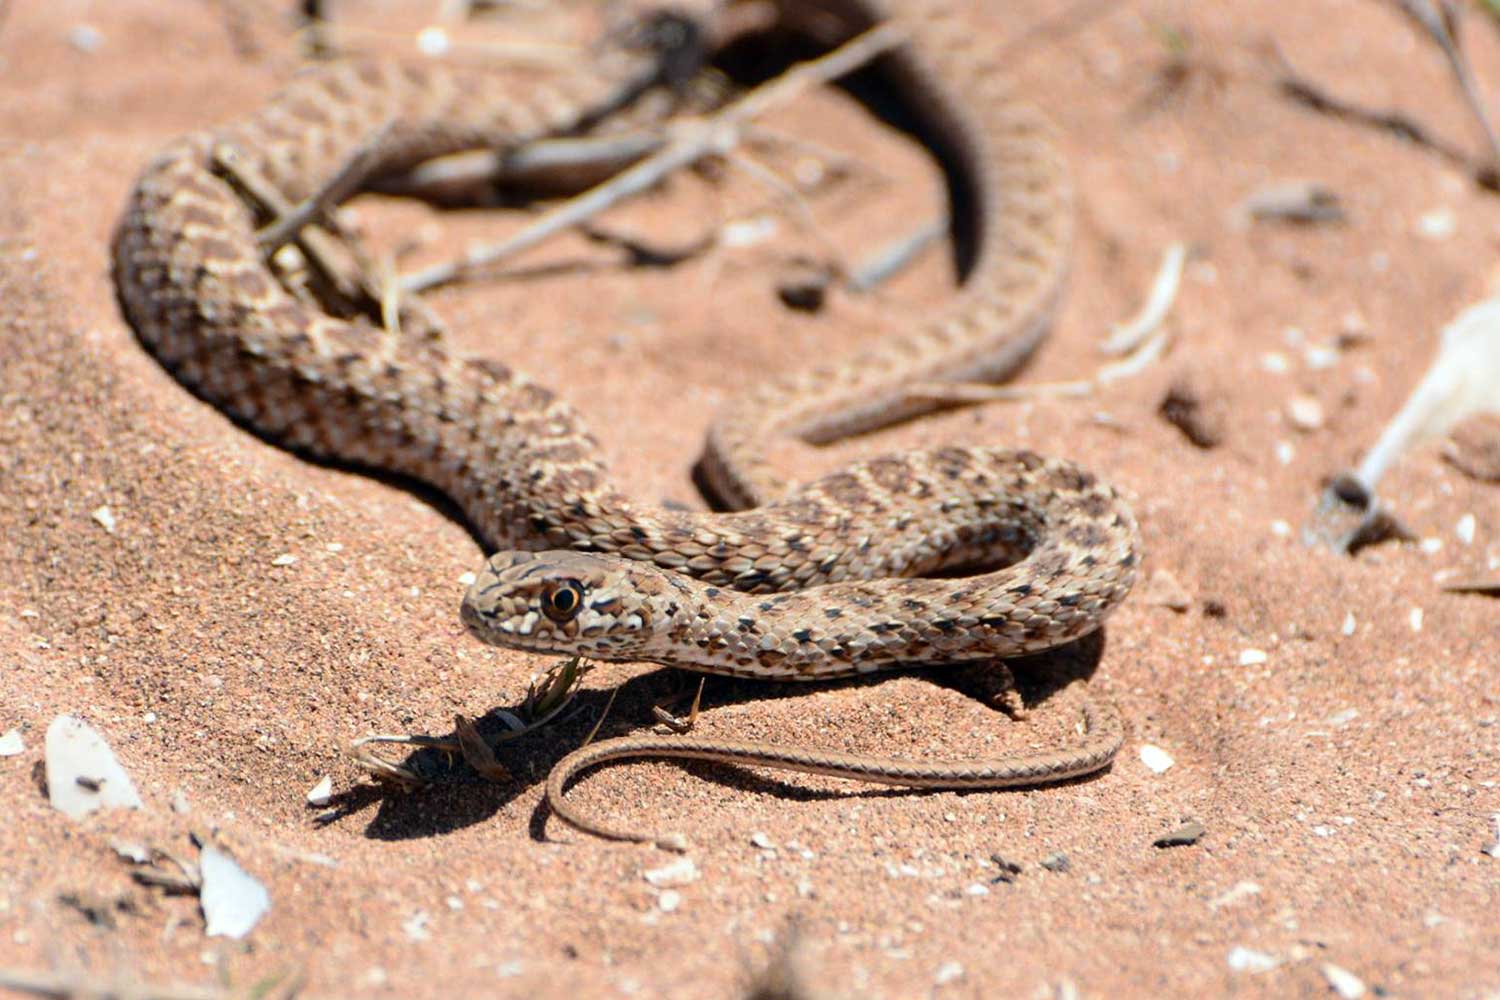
847;216;947;292
400;20;906;293
257;124;391;253
1389;0;1500;167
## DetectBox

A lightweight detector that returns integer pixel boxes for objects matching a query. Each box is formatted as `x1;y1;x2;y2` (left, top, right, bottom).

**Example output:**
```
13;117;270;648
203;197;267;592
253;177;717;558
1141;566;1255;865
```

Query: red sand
1;1;1496;996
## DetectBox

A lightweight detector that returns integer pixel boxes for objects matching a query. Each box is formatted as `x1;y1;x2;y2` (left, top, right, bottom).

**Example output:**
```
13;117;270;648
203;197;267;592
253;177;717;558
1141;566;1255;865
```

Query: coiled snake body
113;0;1140;847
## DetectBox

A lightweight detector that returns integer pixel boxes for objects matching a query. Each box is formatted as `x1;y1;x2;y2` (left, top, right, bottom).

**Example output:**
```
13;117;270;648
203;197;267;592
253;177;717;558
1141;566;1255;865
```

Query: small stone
1227;946;1280;974
1341;612;1356;636
643;856;700;889
934;961;964;986
1144;569;1191;612
45;716;143;820
1286;395;1325;431
458;572;476;586
1270;519;1292;538
1039;853;1070;873
1416;208;1456;239
306;776;333;806
776;259;833;313
0;729;23;756
270;553;297;567
1304;344;1340;370
90;506;116;533
1259;352;1290;374
1420;537;1443;554
1337;311;1371;348
1321;963;1367;999
67;24;104;53
1274;441;1295;465
988;854;1022;883
325;542;344;553
1456;513;1476;545
964;882;990;896
1409;607;1424;632
1139;744;1175;774
108;837;151;863
401;910;431;941
1238;649;1268;667
415;26;450;56
200;845;271;939
749;832;776;850
1153;819;1206;848
657;889;681;912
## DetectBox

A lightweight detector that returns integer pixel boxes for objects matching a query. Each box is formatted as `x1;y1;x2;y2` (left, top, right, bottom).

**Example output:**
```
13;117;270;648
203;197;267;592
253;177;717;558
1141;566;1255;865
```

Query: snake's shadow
345;629;1112;843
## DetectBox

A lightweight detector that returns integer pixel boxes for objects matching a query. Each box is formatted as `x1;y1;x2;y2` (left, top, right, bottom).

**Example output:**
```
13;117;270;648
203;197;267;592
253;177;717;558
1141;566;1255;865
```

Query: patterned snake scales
113;0;1140;847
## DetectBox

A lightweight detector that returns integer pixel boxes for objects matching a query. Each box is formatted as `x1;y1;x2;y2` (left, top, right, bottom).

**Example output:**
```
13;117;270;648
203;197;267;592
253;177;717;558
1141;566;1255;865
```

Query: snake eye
542;581;585;623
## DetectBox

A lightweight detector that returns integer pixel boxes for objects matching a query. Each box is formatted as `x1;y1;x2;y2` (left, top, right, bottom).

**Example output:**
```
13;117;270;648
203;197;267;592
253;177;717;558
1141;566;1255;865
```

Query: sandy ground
2;0;1498;996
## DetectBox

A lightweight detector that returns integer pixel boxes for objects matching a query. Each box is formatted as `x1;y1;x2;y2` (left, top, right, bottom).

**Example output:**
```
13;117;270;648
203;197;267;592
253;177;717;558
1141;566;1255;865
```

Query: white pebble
1259;352;1290;374
306;775;333;806
1420;537;1443;554
1139;744;1175;774
325;542;343;553
934;961;965;986
1274;441;1296;465
749;831;776;850
964;882;990;896
1417;208;1456;239
458;572;477;586
657;889;681;912
721;216;777;248
90;506;116;533
402;910;431;941
415;26;450;56
1321;963;1367;999
1409;607;1424;632
1270;520;1292;538
0;729;24;756
200;845;271;939
1304;344;1340;370
1456;513;1476;545
1286;395;1324;431
1227;946;1280;974
1341;612;1356;636
1239;649;1268;666
44;715;142;820
643;856;700;889
67;24;104;53
270;553;297;567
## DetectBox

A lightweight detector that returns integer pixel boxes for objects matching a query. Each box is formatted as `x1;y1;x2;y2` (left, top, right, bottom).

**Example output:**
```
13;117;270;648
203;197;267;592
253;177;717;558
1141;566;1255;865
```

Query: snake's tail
543;686;1124;848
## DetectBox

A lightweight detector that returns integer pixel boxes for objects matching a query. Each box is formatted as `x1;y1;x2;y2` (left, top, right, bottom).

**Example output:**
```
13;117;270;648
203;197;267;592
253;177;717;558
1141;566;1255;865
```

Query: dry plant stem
399;20;906;293
848;215;948;292
1277;50;1488;182
257;124;392;253
1390;0;1500;166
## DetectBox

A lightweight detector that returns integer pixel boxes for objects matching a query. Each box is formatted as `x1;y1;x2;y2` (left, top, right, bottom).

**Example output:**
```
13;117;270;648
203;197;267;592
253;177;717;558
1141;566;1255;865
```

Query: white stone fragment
1409;607;1424;632
90;506;116;533
749;831;776;850
1304;344;1340;370
1270;520;1292;538
1321;963;1367;999
643;856;700;889
1417;208;1456;239
45;715;143;820
1227;946;1281;974
67;24;103;53
270;553;297;567
0;729;23;757
1259;352;1290;374
416;26;450;56
1274;441;1296;465
721;216;777;248
657;889;682;912
306;775;333;806
1420;537;1443;554
1286;395;1325;431
1139;744;1175;774
1341;612;1356;636
402;910;431;941
200;845;271;939
1456;513;1476;545
458;572;477;586
1239;649;1268;667
934;961;965;986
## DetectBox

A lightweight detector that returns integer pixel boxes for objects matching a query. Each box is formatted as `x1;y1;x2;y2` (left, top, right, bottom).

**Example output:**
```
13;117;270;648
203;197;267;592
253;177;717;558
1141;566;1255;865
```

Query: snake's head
461;550;681;661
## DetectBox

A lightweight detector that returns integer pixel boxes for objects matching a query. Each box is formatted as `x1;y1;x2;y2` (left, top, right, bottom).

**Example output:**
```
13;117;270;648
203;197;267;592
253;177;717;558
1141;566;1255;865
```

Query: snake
112;0;1140;849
